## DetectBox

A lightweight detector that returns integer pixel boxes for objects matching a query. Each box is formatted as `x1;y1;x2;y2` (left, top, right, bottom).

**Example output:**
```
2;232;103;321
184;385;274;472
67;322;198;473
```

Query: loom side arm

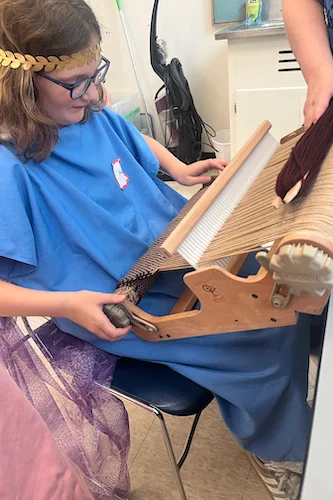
126;264;328;342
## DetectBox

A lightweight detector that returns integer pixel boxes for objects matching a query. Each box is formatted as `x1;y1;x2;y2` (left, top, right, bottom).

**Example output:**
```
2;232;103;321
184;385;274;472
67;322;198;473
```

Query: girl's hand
173;158;227;186
304;64;333;129
64;291;131;341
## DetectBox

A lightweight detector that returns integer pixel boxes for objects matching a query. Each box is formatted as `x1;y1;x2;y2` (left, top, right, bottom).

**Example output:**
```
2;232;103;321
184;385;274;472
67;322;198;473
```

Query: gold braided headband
0;43;100;72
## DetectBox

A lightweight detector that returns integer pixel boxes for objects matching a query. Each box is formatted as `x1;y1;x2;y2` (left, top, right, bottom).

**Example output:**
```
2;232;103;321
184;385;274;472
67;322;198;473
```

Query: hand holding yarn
304;64;333;130
274;98;333;206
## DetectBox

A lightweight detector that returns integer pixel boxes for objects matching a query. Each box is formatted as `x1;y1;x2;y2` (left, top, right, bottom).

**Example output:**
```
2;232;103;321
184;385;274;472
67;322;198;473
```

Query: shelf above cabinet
215;20;285;41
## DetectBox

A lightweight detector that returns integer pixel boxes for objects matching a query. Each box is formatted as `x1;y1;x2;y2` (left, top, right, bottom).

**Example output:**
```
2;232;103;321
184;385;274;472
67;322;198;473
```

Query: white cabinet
233;87;307;149
227;35;307;154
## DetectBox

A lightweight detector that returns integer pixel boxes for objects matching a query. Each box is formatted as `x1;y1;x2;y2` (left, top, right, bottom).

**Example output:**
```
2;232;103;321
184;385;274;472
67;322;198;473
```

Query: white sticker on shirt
112;158;130;190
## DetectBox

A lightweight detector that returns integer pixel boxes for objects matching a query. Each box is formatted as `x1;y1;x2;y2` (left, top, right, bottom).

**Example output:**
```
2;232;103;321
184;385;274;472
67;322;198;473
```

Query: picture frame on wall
213;0;245;24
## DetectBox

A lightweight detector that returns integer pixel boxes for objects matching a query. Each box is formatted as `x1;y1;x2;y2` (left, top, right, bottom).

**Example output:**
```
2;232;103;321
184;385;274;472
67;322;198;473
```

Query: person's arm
143;135;227;186
0;280;130;340
283;0;333;128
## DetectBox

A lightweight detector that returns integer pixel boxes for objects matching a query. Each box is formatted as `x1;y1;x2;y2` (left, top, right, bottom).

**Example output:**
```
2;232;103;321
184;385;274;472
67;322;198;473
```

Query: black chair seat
112;357;214;417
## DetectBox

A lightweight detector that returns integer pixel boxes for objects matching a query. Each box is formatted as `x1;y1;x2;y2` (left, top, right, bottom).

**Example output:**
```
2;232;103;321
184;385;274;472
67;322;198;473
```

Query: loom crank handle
103;303;158;333
256;251;292;309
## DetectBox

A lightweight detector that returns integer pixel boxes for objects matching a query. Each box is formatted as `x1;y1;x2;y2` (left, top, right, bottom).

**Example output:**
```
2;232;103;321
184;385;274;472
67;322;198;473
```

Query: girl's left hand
173;158;228;186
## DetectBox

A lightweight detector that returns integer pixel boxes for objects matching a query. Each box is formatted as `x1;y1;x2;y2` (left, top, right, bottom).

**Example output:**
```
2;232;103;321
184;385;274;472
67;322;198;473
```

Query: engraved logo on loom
202;285;225;303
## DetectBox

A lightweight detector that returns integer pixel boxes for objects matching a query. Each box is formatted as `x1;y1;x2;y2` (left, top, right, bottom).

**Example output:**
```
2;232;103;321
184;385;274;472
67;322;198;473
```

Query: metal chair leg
155;410;188;500
105;386;188;500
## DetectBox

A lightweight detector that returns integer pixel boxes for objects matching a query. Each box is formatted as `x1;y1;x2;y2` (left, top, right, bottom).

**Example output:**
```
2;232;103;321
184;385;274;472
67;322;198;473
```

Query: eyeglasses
38;55;110;100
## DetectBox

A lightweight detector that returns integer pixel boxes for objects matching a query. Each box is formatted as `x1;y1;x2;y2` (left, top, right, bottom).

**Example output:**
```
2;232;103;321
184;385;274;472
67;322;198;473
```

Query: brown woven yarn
276;98;333;202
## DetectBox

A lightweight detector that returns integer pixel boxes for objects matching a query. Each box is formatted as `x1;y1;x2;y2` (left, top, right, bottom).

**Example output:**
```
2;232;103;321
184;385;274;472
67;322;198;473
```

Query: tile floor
120;351;318;500
124;397;271;500
165;181;201;200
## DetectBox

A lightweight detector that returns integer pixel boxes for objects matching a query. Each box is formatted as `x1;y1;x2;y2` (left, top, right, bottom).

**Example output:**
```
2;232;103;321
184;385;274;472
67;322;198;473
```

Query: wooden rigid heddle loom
104;121;333;341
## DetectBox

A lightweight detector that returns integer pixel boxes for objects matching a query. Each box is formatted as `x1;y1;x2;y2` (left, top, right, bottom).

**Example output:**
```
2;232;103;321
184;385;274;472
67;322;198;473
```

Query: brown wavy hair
0;0;104;162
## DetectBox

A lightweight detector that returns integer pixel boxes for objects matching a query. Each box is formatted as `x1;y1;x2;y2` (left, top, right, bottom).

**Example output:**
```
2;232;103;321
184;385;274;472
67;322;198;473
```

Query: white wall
88;0;230;144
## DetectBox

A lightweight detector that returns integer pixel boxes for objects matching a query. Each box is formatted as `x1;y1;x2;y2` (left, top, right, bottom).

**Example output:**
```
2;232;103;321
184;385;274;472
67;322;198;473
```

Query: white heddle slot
178;133;278;269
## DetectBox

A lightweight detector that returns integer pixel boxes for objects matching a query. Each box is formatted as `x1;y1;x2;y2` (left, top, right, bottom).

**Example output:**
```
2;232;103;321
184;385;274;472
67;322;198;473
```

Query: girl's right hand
63;290;131;341
304;64;333;130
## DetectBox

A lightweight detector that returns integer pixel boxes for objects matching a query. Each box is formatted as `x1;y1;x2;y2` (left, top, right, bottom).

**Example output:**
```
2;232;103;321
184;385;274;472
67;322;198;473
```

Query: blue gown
0;108;316;461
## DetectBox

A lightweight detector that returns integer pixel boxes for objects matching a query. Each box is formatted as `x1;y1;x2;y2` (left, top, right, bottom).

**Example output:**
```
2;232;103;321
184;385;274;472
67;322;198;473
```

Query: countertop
215;20;285;40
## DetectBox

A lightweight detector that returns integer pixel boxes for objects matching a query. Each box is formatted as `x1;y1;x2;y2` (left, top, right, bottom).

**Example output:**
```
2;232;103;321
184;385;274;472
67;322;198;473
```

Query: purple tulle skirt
0;317;130;499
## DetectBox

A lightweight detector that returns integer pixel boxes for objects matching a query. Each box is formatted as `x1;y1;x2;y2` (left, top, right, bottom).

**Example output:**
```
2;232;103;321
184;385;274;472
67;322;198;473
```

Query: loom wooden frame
123;125;331;342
